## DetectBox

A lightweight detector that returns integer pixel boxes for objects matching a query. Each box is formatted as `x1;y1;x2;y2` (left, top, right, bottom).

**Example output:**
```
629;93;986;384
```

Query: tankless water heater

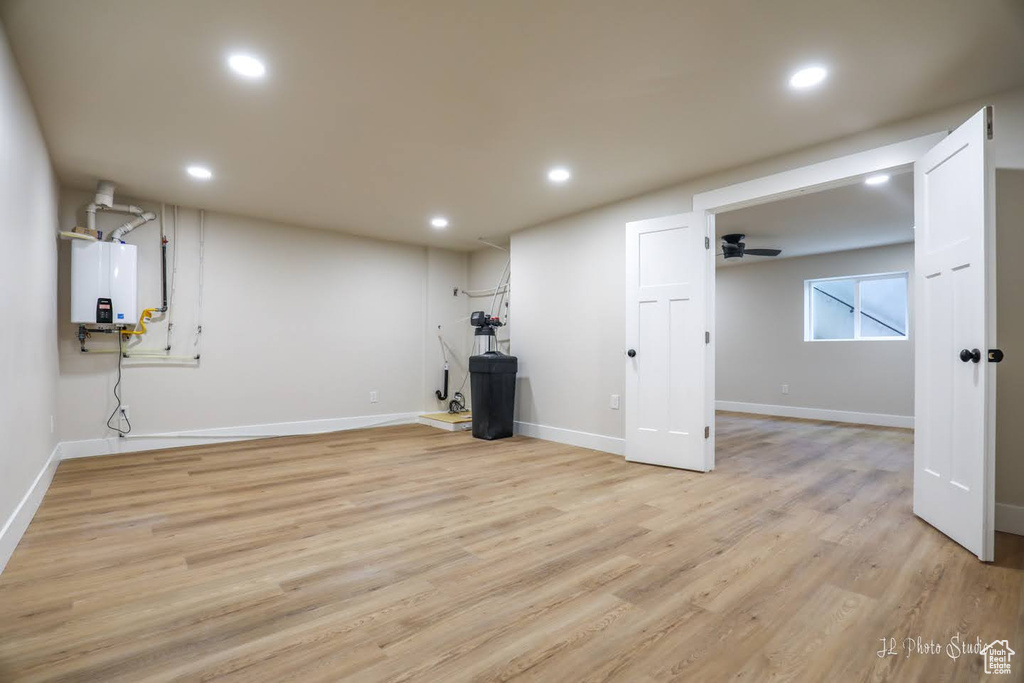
70;240;138;324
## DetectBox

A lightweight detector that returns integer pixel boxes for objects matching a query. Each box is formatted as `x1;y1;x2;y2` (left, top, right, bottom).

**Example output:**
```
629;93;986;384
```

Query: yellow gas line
120;308;158;336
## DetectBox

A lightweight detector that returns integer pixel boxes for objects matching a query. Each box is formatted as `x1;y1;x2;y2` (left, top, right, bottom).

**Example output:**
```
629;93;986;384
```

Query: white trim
60;412;421;459
0;443;61;573
691;132;945;214
995;503;1024;537
514;421;625;456
716;401;913;429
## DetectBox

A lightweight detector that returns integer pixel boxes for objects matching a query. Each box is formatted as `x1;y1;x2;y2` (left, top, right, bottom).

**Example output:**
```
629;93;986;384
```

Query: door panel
637;299;662;430
625;213;708;470
640;228;689;287
913;106;996;561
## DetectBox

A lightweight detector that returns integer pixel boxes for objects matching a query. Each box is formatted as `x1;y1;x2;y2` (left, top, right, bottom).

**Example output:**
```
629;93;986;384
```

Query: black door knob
960;348;981;363
626;349;636;358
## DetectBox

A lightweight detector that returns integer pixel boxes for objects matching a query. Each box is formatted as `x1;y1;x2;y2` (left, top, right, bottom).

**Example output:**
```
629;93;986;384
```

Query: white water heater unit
71;240;138;324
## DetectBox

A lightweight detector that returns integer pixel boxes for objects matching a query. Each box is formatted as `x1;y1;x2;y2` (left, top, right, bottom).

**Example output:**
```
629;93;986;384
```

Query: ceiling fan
719;233;782;260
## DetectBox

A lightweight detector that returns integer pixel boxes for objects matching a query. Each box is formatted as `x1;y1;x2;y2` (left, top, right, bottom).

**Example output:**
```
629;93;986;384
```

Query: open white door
625;212;709;471
914;107;997;561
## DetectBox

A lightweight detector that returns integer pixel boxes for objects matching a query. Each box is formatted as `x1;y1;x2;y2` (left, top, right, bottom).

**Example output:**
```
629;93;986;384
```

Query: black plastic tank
469;351;518;440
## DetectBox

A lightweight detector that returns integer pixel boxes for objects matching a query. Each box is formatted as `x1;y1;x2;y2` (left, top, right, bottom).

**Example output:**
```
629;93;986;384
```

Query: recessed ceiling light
186;165;213;180
227;54;266;79
430;216;449;229
864;173;890;186
547;167;572;184
788;65;828;90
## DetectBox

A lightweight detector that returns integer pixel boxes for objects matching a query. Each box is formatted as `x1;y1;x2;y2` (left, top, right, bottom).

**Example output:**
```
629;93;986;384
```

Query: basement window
804;272;908;341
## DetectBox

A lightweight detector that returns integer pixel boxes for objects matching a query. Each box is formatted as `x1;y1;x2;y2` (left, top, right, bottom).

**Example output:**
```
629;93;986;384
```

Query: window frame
803;270;910;342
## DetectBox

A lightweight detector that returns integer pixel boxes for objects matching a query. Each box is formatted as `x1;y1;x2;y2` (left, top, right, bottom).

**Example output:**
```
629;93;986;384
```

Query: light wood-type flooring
1;413;1022;681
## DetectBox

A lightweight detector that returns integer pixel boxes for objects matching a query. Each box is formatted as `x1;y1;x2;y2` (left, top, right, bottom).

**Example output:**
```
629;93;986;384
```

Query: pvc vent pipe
94;180;116;208
82;180;157;240
110;212;157;242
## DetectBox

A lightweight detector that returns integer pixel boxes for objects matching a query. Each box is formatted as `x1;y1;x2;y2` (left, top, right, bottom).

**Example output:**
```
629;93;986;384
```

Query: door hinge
986;105;993;140
705;236;710;250
704;426;710;439
705;331;710;344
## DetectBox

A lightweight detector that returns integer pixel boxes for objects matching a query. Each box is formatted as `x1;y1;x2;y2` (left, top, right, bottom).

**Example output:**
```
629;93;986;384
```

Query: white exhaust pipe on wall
94;180;115;208
83;180;156;241
110;211;157;242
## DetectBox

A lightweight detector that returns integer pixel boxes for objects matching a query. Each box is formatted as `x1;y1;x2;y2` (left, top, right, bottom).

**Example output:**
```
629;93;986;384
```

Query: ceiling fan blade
743;248;782;256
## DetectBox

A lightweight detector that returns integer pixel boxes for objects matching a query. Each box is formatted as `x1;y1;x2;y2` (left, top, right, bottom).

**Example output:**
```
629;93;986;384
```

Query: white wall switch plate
370;391;378;403
610;394;620;410
781;384;789;395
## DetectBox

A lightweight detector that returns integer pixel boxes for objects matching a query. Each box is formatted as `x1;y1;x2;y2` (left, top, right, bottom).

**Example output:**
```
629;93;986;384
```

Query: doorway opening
712;168;915;431
681;109;998;561
627;112;997;560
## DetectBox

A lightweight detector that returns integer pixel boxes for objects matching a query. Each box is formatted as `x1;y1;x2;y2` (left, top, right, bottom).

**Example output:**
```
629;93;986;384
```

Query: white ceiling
716;170;914;265
2;0;1023;250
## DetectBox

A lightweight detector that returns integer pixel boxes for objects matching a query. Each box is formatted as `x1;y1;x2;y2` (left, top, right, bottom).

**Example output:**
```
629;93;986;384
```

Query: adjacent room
715;170;915;429
2;1;1023;681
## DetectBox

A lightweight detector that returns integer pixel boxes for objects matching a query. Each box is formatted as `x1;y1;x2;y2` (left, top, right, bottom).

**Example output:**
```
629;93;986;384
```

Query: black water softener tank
469;351;518;440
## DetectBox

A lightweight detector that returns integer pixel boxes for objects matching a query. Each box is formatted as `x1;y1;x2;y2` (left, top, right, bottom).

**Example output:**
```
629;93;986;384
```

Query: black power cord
105;334;132;436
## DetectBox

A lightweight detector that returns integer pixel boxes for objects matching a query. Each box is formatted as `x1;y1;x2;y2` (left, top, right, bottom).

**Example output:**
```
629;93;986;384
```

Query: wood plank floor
1;413;1022;682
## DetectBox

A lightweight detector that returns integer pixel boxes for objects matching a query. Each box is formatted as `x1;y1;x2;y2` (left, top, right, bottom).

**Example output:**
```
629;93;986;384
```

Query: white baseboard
60;412;422;459
715;401;914;429
0;443;60;574
996;503;1024;537
514;421;625;456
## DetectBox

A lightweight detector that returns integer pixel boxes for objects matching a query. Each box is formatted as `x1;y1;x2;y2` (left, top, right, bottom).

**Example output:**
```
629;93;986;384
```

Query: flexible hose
120;308;157;336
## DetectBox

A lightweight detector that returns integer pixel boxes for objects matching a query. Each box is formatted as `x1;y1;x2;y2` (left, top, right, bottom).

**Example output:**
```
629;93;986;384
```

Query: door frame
690;131;945;470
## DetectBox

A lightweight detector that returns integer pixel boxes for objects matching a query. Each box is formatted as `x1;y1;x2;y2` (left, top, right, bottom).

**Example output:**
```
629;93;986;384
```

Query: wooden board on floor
0;413;1021;681
420;411;472;424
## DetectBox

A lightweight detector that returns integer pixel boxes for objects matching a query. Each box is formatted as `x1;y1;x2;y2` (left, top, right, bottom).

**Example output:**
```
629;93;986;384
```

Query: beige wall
0;23;58;540
996;170;1024;508
508;87;1023;507
56;189;469;443
716;244;914;417
424;247;471;411
468;246;512;355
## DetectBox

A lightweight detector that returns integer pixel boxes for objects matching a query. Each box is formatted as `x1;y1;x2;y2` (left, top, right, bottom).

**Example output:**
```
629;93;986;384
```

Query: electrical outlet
781;384;789;395
369;391;378;404
50;415;55;434
609;394;620;410
120;405;130;429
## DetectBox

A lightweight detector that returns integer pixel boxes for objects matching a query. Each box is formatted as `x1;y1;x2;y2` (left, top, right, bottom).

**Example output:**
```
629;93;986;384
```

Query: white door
914;106;997;561
625;212;709;470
